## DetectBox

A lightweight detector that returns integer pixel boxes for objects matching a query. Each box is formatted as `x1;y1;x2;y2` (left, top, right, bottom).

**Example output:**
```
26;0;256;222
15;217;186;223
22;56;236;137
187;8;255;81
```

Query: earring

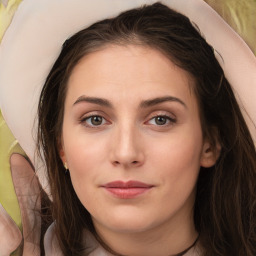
64;162;69;174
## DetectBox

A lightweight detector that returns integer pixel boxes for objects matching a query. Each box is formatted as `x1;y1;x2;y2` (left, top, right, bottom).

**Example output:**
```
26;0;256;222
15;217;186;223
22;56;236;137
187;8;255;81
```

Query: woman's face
60;45;216;238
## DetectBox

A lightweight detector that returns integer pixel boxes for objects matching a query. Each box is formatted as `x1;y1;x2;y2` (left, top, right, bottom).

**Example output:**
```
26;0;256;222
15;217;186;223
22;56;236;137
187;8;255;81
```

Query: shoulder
44;223;111;256
44;222;64;256
184;242;203;256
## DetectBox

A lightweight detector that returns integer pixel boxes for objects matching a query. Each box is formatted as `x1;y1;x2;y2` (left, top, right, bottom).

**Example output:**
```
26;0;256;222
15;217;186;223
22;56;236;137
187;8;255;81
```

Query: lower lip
103;187;152;199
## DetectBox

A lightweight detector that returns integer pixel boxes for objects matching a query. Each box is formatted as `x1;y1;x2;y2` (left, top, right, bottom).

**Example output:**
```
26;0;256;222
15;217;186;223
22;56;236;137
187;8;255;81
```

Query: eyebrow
73;96;113;108
73;95;187;109
140;96;187;109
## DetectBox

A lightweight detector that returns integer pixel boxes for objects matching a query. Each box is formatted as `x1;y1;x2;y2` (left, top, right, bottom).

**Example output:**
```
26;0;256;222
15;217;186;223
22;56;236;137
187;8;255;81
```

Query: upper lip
102;180;154;188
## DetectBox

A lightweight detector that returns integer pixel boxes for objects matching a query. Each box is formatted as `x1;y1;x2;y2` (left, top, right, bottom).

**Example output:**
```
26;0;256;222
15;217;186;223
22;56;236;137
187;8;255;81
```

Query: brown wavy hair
37;3;256;255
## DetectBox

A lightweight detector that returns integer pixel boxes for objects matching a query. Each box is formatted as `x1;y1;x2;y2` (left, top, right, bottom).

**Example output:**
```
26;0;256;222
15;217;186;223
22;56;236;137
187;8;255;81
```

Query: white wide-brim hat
0;0;255;189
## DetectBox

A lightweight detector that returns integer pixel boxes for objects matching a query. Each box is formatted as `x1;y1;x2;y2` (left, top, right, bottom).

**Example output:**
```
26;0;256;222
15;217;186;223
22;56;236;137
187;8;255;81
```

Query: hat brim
0;0;255;188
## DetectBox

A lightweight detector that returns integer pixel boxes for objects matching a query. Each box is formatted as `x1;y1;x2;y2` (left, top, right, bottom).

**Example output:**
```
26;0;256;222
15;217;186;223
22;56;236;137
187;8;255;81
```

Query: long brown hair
37;3;256;255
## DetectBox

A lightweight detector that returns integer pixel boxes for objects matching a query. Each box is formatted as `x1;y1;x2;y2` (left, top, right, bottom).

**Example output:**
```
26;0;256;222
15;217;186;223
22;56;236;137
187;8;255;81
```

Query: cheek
154;131;202;169
62;131;109;198
64;126;106;167
150;125;203;192
146;132;203;222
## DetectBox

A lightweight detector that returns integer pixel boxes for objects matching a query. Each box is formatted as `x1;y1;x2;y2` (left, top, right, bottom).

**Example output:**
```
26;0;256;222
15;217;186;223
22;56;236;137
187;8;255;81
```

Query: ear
200;139;221;168
58;137;67;165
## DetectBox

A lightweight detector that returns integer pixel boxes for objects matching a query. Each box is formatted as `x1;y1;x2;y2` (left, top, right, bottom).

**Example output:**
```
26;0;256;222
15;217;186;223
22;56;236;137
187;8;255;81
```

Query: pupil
156;116;166;125
92;116;102;125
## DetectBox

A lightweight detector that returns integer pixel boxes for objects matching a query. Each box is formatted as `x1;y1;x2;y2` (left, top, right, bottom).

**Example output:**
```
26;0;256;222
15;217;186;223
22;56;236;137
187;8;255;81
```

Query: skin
60;45;219;256
0;202;21;256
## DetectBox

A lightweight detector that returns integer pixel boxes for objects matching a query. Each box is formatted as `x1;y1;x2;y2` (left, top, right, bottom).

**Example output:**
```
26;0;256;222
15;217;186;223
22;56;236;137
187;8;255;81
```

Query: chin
94;209;160;233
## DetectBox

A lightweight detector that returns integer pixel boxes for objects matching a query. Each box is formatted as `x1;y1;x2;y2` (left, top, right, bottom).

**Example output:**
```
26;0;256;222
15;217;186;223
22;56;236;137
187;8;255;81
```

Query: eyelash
147;115;176;126
79;113;176;128
79;115;108;128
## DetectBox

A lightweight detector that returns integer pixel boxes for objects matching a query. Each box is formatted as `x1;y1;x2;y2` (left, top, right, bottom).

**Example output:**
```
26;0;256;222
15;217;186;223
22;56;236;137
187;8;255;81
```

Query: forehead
66;45;196;106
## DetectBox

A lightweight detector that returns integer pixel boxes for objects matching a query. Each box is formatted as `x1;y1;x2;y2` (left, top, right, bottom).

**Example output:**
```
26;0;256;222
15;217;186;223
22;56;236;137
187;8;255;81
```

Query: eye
81;115;107;127
148;115;176;126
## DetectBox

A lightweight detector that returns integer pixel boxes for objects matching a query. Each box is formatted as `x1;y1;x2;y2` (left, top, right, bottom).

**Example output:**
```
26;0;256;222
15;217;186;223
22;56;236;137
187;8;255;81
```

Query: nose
110;123;145;168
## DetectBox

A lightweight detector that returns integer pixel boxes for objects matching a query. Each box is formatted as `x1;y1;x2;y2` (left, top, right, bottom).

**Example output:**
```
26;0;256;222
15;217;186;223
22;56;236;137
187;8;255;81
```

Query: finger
0;203;22;256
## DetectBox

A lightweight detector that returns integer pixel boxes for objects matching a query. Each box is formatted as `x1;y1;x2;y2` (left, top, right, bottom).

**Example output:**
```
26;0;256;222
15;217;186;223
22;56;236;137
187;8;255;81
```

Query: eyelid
145;111;177;126
148;115;176;125
79;111;111;128
78;110;176;128
146;110;176;120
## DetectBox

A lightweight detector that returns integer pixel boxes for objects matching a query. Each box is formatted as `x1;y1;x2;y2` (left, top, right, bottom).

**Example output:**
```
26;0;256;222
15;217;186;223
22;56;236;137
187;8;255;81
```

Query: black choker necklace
171;235;199;256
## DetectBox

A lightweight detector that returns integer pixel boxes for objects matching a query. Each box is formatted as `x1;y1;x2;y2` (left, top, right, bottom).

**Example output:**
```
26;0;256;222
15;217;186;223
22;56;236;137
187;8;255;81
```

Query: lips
101;180;154;199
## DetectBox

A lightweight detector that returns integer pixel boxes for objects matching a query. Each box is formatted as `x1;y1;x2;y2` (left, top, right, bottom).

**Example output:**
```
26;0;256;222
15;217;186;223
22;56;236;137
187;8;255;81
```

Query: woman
37;3;256;256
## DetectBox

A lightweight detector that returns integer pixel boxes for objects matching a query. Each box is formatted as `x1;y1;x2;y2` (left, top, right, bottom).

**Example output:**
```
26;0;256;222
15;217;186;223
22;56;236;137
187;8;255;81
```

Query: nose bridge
111;118;144;167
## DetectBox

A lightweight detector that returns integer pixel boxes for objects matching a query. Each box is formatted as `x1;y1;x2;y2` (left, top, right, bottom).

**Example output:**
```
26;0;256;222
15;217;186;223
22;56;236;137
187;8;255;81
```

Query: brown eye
155;116;168;125
147;115;176;126
82;115;106;127
91;116;103;125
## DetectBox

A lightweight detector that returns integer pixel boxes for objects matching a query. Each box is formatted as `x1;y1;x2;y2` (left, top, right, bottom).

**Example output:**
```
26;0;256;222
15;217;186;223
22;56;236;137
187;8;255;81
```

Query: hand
10;153;41;255
0;203;22;256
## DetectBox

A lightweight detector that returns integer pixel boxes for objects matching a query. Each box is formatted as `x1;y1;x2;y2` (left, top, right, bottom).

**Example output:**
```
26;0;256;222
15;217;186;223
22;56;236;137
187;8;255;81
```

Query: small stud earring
64;162;69;173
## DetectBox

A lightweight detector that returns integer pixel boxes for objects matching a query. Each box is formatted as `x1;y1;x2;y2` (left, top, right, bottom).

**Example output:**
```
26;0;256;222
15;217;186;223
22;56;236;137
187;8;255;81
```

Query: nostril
112;160;139;166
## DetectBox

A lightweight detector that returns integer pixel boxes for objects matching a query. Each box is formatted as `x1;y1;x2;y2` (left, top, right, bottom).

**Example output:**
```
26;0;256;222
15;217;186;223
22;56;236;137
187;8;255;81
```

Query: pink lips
102;180;154;199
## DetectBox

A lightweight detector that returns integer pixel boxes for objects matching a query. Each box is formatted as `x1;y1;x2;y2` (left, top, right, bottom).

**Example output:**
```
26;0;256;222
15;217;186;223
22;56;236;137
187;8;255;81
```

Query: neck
93;208;198;256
